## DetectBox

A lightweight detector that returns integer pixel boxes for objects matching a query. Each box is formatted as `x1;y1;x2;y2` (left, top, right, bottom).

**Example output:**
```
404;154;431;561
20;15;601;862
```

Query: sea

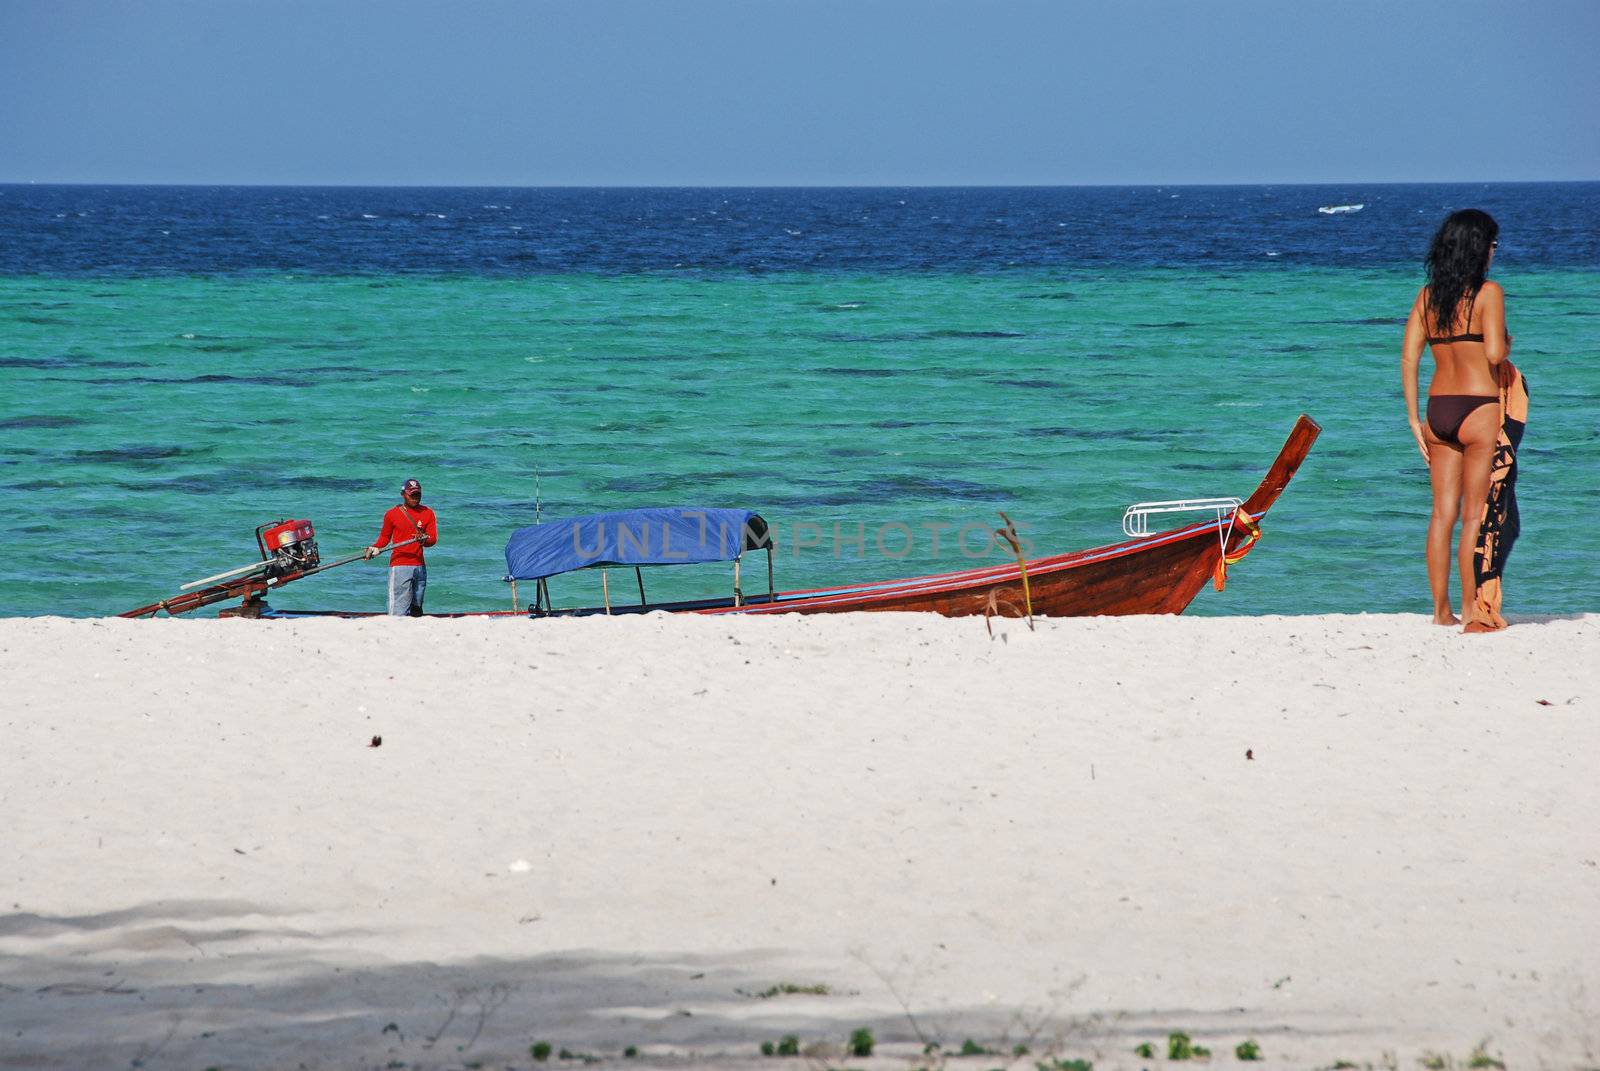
2;183;1596;618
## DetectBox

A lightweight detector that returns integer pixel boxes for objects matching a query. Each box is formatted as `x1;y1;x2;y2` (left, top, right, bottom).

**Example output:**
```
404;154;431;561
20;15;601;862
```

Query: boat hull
711;517;1240;618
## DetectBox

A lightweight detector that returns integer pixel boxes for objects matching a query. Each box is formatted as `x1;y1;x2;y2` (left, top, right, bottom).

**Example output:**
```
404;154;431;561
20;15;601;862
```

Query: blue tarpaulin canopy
504;507;771;582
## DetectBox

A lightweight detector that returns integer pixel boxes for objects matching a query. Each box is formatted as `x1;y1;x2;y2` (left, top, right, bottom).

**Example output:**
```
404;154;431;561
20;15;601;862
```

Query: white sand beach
2;613;1596;1071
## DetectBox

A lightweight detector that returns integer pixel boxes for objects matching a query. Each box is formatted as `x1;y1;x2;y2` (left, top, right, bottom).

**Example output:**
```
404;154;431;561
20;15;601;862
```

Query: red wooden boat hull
699;413;1321;618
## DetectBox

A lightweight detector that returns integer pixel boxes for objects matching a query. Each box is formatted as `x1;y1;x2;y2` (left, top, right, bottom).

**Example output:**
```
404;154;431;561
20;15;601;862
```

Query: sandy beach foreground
2;613;1596;1071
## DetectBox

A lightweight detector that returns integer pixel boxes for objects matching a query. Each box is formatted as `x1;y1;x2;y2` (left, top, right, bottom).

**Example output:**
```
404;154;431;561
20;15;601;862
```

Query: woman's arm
1478;281;1509;366
1401;288;1430;462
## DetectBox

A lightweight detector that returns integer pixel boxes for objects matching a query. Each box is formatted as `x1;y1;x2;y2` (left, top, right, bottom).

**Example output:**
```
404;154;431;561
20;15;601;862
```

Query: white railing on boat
1121;497;1243;539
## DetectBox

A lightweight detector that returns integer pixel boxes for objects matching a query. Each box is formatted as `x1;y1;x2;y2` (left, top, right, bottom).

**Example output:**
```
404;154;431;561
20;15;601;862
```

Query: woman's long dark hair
1423;209;1498;334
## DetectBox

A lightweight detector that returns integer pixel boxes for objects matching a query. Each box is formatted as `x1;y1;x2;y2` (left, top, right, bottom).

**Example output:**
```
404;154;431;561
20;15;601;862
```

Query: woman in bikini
1400;209;1513;628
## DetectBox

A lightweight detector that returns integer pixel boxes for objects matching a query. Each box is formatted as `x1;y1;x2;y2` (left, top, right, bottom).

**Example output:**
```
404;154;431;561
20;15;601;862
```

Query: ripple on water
0;415;87;429
858;474;1001;501
67;445;208;465
0;354;145;369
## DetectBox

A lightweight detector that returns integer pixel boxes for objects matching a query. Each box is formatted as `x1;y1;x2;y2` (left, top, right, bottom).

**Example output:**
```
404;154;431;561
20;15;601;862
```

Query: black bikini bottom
1427;394;1499;445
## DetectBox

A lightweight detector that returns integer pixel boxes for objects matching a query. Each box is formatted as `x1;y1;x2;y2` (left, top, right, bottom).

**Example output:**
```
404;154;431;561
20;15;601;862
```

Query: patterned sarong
1469;361;1529;630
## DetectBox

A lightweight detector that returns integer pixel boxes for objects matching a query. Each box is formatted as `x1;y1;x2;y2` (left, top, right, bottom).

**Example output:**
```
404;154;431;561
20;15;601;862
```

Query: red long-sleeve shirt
374;505;437;567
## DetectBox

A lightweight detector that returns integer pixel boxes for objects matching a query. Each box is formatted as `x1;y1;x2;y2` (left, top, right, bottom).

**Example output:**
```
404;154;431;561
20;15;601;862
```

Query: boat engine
123;517;346;618
257;518;321;572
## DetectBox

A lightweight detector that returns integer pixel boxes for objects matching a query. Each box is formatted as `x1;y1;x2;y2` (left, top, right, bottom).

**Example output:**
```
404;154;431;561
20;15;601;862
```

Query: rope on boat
1212;507;1263;591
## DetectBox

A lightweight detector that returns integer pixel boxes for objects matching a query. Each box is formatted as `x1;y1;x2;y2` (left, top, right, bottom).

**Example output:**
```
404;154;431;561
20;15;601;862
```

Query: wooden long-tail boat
122;414;1319;621
735;413;1321;618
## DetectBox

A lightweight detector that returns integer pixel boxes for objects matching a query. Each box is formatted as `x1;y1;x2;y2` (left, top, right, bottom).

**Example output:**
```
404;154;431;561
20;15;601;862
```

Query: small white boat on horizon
1318;203;1365;215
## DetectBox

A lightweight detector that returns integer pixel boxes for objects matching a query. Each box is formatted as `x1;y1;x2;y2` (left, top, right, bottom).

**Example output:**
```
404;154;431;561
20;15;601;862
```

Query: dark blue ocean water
5;183;1598;276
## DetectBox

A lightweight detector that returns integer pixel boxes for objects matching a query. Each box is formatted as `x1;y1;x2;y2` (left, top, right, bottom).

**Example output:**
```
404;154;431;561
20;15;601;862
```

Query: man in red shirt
364;478;439;616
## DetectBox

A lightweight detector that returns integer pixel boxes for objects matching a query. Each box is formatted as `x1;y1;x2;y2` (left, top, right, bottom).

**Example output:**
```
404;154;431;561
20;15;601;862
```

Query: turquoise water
3;266;1596;617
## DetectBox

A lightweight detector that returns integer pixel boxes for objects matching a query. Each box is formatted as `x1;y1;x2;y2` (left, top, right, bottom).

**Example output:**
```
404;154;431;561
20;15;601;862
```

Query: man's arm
420;510;438;548
364;510;396;560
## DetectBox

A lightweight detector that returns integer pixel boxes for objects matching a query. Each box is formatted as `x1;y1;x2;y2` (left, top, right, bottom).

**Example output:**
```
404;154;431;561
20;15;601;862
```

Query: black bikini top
1426;290;1495;345
1427;328;1509;345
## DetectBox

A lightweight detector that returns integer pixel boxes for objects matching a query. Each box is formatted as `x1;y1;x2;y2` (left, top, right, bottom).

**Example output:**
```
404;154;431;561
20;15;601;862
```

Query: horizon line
3;178;1597;191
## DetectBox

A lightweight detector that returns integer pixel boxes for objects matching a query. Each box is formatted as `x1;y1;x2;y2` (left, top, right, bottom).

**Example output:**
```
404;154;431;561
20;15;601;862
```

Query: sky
1;0;1597;186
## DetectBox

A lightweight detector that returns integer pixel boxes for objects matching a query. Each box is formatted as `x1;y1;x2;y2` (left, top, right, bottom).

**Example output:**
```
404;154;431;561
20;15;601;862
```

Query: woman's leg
1426;434;1464;625
1454;403;1502;626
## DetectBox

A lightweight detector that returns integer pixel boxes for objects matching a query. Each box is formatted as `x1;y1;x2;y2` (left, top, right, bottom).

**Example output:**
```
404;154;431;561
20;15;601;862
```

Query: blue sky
2;0;1596;186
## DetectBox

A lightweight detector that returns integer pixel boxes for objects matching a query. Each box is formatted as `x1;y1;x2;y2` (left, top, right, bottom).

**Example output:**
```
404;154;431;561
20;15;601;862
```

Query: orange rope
1212;509;1262;591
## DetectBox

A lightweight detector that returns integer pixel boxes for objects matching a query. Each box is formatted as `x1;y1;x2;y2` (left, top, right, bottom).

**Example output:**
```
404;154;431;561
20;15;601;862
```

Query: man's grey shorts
388;565;427;616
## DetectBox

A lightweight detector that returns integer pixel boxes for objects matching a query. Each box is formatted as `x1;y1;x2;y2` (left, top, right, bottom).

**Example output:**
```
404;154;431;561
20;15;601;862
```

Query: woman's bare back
1417;281;1506;396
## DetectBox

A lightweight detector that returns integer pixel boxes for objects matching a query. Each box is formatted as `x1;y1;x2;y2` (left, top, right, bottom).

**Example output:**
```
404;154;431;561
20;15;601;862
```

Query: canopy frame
561;543;775;614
